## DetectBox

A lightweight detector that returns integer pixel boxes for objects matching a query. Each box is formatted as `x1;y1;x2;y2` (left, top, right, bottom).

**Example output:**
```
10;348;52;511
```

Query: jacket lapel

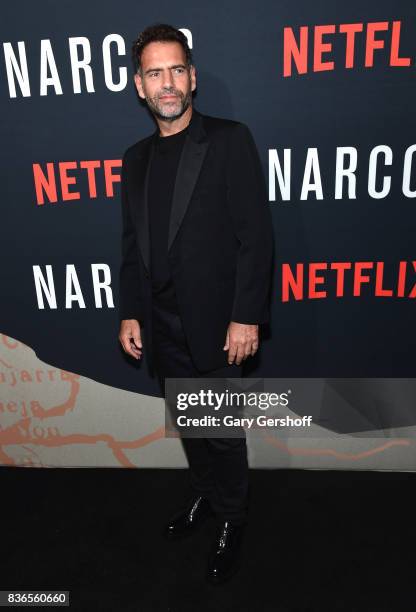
132;108;209;274
168;116;209;251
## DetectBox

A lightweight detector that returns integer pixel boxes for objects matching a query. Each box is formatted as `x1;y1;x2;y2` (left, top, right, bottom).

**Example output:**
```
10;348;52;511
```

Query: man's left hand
223;321;259;365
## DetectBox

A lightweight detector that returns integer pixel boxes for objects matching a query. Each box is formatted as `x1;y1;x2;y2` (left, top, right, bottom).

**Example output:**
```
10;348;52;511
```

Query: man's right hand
119;319;142;360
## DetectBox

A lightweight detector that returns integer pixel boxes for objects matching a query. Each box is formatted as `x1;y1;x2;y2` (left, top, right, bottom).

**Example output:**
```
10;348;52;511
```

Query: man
118;23;274;584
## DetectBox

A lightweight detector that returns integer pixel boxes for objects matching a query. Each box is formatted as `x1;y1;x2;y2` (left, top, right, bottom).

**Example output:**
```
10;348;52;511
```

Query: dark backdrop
1;1;415;403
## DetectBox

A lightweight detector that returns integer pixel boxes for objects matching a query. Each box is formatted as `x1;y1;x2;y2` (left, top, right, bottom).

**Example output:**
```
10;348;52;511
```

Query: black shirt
148;124;189;313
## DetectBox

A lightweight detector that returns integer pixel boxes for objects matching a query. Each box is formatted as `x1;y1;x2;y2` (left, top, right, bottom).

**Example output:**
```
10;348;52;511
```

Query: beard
145;85;192;122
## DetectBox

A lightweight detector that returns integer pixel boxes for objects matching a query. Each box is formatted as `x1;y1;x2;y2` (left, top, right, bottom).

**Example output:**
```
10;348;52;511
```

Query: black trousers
151;296;249;525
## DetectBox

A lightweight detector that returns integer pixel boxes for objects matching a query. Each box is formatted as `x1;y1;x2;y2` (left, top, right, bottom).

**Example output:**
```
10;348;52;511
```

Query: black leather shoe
164;495;213;540
206;520;245;584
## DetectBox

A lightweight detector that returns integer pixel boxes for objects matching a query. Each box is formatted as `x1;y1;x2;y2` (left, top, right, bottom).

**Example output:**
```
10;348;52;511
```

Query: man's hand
223;321;259;365
119;319;142;360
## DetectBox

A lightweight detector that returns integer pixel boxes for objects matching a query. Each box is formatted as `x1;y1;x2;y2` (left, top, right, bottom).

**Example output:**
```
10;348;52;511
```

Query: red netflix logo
281;261;416;301
33;159;122;204
283;20;411;76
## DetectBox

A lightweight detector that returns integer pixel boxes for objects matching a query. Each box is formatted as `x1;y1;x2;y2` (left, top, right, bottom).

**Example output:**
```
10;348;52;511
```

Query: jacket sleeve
225;122;274;325
118;150;143;322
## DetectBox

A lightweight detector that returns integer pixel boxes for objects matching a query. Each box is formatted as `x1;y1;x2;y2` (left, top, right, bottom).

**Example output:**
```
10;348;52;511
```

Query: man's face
134;41;196;122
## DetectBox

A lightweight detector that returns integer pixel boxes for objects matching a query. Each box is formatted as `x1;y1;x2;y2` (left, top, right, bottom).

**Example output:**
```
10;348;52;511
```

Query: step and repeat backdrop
1;0;416;468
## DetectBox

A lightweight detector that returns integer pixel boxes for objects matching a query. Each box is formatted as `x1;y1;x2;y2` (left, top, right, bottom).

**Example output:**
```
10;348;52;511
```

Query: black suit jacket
119;107;274;373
